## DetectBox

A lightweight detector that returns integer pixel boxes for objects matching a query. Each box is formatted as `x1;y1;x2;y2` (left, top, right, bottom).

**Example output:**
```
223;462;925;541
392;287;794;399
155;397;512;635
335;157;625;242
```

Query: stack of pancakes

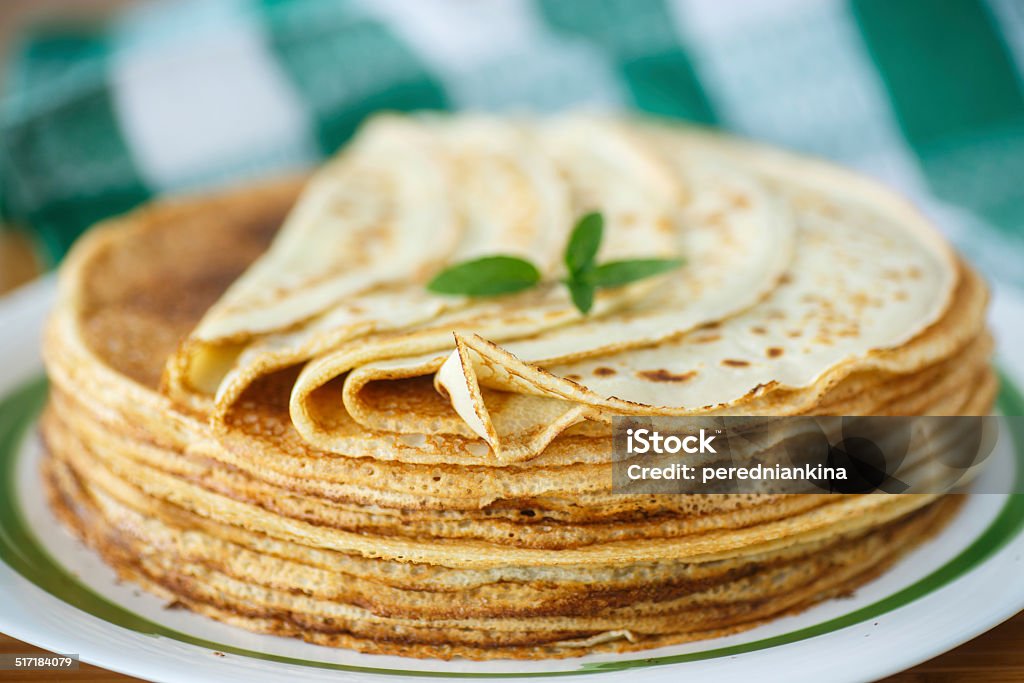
41;115;993;659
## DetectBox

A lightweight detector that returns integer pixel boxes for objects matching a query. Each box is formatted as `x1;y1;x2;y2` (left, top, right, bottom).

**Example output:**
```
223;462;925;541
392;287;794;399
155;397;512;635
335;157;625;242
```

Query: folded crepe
165;114;957;464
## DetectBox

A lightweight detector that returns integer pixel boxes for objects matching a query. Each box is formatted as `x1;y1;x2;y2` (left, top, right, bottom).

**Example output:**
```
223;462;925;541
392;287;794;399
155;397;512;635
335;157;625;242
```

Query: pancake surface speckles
42;114;994;660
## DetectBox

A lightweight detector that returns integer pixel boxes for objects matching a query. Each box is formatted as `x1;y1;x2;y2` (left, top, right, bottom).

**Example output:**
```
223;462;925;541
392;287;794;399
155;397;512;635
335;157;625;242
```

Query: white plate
1;275;1023;683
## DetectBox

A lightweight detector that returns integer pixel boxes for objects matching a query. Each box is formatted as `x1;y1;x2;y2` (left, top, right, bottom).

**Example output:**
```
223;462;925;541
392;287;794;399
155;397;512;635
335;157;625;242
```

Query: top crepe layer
161;114;959;464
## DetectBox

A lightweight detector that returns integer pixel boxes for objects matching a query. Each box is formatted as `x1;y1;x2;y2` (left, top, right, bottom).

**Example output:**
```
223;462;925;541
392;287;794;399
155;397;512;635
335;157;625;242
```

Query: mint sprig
566;279;596;315
426;212;683;314
564;211;603;277
426;255;540;296
587;258;685;288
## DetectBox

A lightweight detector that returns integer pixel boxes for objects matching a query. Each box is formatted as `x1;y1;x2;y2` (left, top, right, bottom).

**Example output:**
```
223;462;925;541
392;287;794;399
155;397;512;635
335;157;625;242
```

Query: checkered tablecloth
2;0;1023;286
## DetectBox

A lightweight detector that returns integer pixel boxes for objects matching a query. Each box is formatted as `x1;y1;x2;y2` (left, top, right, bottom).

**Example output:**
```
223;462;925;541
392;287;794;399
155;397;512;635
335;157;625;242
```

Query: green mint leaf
588;258;684;289
564;212;603;277
427;256;541;296
567;280;595;314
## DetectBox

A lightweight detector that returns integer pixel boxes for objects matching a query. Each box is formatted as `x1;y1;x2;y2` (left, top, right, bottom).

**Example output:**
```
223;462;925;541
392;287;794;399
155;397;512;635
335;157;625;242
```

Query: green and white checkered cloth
2;0;1023;287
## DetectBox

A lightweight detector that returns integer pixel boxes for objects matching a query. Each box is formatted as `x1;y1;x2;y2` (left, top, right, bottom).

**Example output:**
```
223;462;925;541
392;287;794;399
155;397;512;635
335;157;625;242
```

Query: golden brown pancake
41;116;994;660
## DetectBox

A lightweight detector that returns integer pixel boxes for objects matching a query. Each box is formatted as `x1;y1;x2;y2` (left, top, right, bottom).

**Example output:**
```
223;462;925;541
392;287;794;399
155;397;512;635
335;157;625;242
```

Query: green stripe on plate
535;0;716;123
1;375;1022;677
259;0;448;156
